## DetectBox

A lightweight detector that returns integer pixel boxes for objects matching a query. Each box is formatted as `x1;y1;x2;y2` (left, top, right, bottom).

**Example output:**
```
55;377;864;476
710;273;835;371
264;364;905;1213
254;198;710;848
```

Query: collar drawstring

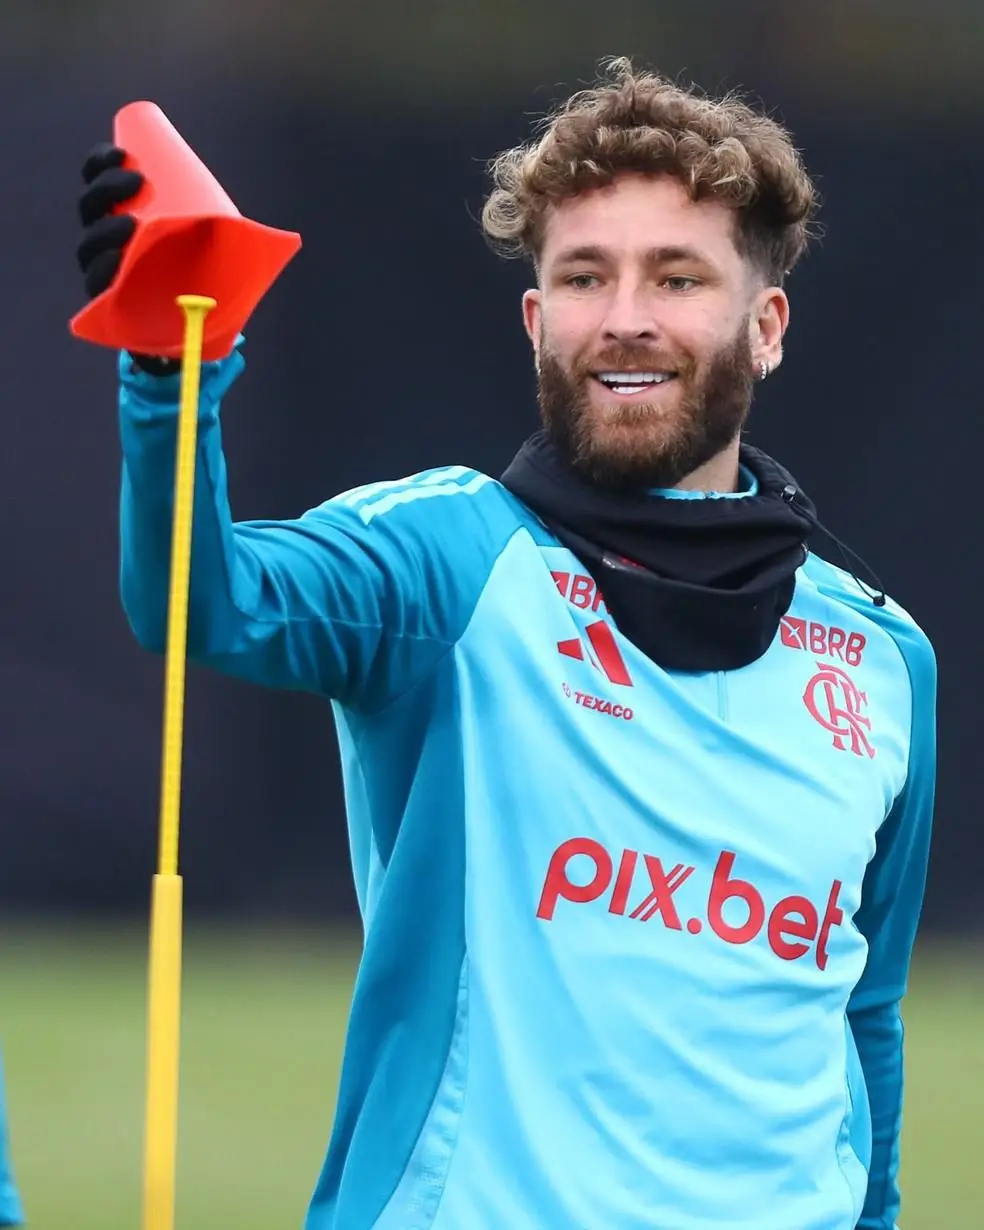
780;484;886;607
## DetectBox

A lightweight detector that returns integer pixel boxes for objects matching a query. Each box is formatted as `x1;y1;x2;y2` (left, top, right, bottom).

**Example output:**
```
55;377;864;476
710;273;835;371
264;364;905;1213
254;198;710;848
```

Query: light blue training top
114;341;935;1230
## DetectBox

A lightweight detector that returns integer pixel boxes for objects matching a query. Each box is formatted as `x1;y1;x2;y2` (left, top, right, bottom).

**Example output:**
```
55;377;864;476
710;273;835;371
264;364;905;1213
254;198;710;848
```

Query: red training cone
70;101;302;361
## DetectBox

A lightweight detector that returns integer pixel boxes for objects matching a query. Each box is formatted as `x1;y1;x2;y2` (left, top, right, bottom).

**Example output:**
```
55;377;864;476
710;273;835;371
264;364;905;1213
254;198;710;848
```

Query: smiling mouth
593;371;678;396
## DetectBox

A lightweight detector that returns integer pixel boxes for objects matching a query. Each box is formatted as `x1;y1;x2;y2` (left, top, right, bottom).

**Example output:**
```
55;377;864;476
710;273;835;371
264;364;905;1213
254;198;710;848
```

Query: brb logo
537;838;844;969
803;662;875;758
780;616;866;667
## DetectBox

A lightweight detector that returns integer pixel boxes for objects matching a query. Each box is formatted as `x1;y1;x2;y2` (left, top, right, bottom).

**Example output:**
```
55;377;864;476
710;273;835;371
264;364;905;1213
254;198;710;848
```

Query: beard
536;324;756;493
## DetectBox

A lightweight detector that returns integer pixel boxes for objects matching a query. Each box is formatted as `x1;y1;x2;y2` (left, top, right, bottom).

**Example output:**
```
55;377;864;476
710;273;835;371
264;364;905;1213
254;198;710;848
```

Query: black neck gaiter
500;432;818;672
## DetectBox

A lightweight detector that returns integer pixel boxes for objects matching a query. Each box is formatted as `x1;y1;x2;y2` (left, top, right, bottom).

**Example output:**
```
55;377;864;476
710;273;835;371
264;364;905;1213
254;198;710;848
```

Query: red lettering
816;880;844;970
592;585;606;613
707;851;766;944
845;633;866;667
608;849;637;915
569;692;634;720
570;575;595;609
584;619;633;686
781;619;865;667
629;857;694;927
538;840;843;971
536;838;612;921
827;627;846;661
551;570;571;598
767;895;820;960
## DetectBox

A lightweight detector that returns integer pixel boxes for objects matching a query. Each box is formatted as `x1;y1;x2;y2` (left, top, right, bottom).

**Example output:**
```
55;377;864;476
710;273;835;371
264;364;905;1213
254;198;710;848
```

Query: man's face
522;172;788;492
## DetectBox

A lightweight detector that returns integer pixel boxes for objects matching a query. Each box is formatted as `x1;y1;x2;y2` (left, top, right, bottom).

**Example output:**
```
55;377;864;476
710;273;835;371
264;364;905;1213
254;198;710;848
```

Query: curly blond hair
482;57;819;285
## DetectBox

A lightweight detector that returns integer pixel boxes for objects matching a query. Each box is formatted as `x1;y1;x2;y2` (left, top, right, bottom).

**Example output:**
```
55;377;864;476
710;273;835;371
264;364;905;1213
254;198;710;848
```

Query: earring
757;359;770;381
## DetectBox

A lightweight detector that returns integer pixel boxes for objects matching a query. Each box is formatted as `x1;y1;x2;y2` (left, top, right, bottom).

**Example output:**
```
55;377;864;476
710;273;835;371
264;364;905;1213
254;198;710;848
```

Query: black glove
76;142;180;376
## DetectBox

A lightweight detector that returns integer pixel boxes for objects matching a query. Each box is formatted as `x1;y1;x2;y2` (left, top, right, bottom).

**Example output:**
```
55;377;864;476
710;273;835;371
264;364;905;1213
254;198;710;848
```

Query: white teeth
596;371;672;386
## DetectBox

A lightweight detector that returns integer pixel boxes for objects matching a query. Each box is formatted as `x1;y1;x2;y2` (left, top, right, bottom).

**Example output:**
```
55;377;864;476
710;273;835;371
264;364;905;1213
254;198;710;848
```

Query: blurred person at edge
73;57;936;1230
0;1055;23;1226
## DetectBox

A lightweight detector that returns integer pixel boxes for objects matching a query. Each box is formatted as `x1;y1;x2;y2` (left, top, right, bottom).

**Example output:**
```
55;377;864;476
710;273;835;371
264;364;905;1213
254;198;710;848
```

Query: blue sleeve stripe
331;466;483;511
357;473;493;524
310;664;468;1225
844;597;936;1228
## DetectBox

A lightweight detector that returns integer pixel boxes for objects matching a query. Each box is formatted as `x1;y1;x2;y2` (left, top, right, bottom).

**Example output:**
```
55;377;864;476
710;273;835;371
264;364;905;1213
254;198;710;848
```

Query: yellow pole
141;295;216;1230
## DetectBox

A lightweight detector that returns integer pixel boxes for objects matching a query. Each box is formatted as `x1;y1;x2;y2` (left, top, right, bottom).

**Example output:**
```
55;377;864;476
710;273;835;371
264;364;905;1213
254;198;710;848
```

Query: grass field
0;926;980;1229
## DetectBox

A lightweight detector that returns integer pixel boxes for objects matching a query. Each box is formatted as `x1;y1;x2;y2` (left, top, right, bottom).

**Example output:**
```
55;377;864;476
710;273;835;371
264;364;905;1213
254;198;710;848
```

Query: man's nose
601;282;658;343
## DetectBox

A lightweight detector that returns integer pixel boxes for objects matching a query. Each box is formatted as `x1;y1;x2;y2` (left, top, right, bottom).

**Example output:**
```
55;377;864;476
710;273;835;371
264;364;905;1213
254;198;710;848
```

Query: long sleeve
117;343;512;712
847;616;937;1230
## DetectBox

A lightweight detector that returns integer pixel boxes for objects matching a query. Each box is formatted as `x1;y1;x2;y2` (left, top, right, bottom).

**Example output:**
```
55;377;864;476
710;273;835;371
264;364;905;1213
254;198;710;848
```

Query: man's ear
750;285;789;375
522;288;541;364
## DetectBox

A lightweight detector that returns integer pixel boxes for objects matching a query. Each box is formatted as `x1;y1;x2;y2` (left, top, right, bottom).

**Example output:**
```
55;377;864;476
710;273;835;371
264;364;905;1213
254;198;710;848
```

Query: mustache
571;343;694;377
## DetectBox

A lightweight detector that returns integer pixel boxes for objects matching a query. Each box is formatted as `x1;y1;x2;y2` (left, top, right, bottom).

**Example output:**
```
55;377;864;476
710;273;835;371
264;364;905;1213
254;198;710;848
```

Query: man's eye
665;275;699;292
566;274;599;290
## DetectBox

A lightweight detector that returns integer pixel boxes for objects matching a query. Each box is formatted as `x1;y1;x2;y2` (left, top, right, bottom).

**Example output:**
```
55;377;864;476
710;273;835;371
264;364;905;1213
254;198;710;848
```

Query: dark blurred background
2;5;983;1226
0;0;980;931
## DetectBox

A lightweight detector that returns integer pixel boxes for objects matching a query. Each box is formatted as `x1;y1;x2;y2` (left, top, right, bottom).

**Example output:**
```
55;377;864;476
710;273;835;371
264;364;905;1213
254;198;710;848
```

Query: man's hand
76;142;142;298
76;142;178;375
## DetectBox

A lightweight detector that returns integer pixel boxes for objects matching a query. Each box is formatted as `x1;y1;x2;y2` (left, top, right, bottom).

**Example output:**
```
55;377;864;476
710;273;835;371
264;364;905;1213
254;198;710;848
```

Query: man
75;58;935;1230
